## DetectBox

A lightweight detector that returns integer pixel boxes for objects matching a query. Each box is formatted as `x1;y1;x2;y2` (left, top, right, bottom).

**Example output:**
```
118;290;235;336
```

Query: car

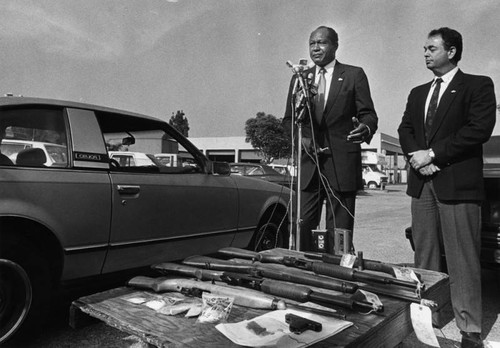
405;135;500;270
362;164;388;189
230;162;295;190
154;152;196;167
269;163;295;177
0;139;67;167
0;96;293;344
108;151;158;167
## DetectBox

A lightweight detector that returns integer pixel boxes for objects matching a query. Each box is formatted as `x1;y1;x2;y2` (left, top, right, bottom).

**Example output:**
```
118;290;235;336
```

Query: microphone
286;60;311;74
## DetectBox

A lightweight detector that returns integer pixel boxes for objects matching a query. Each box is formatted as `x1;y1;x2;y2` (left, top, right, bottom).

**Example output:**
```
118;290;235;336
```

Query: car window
273;167;287;175
97;112;203;174
248;167;264;176
112;154;135;167
230;165;246;175
0;108;68;168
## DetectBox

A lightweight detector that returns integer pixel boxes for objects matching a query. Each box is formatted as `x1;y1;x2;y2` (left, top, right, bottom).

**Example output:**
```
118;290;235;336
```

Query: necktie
425;77;443;143
314;68;326;124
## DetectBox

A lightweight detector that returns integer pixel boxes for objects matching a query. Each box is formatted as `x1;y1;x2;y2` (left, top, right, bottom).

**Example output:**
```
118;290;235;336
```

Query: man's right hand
418;163;440;176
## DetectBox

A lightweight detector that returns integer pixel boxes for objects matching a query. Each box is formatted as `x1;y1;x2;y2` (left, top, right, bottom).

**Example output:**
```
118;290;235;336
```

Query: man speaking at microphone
282;26;378;252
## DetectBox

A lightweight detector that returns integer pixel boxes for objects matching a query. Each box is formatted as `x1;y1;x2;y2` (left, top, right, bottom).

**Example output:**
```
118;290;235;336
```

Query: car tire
0;238;51;344
367;181;378;189
251;215;289;251
0;259;32;344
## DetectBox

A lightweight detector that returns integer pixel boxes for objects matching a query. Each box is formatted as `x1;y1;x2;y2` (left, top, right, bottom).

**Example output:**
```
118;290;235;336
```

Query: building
189;132;407;183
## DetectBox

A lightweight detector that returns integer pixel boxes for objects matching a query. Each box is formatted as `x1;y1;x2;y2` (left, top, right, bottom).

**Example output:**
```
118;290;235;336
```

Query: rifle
175;256;358;294
304;251;397;276
152;262;225;281
127;276;285;310
218;247;422;292
220;272;383;313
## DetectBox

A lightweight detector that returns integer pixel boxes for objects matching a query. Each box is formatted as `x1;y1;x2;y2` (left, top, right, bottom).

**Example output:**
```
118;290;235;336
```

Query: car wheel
367;181;378;189
0;239;51;344
251;215;288;251
0;259;32;344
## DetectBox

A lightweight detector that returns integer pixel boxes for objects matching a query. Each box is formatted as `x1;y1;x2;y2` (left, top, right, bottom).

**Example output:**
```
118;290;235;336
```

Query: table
70;249;452;347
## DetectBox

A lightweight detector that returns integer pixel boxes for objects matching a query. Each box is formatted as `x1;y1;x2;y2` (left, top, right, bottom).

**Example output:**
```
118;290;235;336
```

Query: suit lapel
428;70;463;142
324;61;345;116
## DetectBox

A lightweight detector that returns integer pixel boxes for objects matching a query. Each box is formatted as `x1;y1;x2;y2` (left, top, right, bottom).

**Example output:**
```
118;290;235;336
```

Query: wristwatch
428;148;435;160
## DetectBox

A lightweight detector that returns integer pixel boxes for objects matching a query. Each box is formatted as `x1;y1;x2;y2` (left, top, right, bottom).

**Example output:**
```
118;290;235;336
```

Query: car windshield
366;164;384;173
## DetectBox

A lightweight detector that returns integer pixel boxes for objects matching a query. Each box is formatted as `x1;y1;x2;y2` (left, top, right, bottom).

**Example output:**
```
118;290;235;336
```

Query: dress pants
411;180;482;333
299;170;356;253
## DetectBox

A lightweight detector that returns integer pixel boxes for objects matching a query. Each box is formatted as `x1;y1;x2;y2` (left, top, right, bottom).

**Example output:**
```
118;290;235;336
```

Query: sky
1;0;499;138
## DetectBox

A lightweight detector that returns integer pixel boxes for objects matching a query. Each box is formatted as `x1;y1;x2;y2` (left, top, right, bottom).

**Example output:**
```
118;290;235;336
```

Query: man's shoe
461;331;484;348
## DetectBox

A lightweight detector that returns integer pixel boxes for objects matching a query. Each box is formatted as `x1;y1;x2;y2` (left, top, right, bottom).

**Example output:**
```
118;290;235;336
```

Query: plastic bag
196;292;234;324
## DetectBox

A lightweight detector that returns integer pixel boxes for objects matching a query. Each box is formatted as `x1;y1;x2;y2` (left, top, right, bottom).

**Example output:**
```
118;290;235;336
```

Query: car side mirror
122;136;135;146
210;161;231;176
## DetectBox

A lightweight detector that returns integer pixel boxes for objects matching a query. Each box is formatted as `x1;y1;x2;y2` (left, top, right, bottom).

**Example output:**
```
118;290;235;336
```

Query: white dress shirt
425;66;459;120
315;59;336;107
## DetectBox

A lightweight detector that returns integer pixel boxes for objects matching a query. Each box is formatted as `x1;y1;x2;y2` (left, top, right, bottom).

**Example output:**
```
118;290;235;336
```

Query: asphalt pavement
6;184;500;347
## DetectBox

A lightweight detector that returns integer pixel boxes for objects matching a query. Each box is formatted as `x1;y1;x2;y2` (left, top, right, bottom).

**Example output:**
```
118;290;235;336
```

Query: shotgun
218;247;422;292
152;262;225;281
178;256;358;294
220;272;383;313
304;251;398;276
127;276;285;310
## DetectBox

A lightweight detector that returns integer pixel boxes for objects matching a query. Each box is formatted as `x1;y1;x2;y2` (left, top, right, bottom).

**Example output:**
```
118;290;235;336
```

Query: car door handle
117;185;141;195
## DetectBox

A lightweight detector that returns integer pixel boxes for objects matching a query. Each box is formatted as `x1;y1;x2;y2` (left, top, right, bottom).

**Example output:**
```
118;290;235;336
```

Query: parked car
108;151;157;167
0;96;293;343
269;164;295;177
154;152;196;167
0;139;67;167
362;164;388;189
230;162;294;190
405;135;500;269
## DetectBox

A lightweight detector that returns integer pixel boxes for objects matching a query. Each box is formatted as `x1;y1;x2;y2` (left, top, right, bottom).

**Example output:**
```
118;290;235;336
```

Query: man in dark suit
398;27;496;348
282;26;378;252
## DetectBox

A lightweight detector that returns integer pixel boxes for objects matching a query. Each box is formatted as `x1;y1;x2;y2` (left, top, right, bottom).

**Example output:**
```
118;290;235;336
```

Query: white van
362;164;388;189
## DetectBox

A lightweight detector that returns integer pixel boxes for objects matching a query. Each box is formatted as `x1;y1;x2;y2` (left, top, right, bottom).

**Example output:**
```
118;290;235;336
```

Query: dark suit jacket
398;70;496;201
283;61;378;192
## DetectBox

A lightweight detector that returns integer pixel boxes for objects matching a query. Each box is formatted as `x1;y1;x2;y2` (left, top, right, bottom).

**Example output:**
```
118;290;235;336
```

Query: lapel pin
451;90;456;93
338;78;343;81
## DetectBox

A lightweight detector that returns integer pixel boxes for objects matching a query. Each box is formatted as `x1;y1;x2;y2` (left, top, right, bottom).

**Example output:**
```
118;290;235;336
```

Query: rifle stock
127;276;286;310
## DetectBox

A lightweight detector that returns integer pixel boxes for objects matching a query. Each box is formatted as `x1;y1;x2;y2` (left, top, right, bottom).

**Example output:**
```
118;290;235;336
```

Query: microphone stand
286;62;314;251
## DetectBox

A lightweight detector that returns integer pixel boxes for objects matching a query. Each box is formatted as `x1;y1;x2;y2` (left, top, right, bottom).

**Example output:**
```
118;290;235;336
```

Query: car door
100;118;239;273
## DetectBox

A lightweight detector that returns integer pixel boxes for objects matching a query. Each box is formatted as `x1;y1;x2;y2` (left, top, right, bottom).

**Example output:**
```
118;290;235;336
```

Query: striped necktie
314;68;326;124
425;77;443;143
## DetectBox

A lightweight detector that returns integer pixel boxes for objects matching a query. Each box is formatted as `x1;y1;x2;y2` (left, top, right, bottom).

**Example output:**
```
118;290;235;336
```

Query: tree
245;112;292;163
169;110;189;137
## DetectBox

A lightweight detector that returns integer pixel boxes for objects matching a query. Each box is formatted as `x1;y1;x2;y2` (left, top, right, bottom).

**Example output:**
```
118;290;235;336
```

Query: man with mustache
398;27;496;348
